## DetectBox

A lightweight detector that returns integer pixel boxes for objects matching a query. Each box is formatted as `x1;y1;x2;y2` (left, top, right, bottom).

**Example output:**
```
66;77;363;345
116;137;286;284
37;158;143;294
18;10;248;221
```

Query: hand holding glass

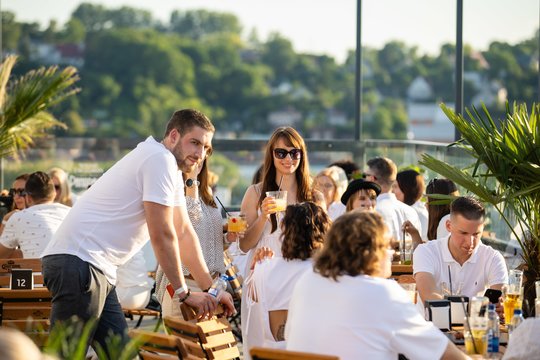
265;191;287;213
227;212;247;256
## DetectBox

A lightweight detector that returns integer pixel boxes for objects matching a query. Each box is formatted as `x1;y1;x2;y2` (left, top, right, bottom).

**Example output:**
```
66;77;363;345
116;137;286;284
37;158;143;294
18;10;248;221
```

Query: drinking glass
503;269;523;325
535;280;540;299
265;191;288;212
227;212;247;256
464;319;487;356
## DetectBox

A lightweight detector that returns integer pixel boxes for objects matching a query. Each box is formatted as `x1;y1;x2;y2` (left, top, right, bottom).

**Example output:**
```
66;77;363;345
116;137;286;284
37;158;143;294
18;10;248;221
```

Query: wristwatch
185;178;200;188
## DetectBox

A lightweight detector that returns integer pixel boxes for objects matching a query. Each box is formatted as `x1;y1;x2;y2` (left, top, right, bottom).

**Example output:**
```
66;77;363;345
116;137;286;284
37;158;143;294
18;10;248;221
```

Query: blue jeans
42;254;128;351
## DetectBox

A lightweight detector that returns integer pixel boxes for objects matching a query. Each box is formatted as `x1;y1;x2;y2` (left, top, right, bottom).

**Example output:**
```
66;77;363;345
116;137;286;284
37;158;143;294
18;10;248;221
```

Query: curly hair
280;202;331;261
314;211;389;280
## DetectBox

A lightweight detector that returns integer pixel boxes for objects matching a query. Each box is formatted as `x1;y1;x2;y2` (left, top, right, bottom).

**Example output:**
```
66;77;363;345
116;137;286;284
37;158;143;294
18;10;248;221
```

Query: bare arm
0;243;18;258
415;271;443;306
145;201;217;317
144;201;187;292
239;184;274;252
440;341;470;360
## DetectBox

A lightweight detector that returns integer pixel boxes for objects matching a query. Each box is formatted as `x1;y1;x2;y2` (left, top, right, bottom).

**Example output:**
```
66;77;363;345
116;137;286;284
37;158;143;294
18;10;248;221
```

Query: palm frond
0;55;79;159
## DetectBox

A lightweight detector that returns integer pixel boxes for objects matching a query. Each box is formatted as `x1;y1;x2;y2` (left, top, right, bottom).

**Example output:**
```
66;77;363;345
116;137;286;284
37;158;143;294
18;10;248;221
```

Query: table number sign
10;269;33;290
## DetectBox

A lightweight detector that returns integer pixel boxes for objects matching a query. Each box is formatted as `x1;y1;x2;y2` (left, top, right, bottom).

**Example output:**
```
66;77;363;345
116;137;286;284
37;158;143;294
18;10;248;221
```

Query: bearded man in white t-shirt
41;109;234;352
414;196;508;316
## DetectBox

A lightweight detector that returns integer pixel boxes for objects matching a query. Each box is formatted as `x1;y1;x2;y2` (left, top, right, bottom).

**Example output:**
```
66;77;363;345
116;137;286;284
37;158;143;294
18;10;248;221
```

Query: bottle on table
208;274;229;301
508;308;524;337
486;303;500;358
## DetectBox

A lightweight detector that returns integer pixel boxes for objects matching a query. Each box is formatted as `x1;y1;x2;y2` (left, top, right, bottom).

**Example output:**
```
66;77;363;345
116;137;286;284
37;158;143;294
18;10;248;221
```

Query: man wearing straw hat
414;196;507;313
41;109;234;352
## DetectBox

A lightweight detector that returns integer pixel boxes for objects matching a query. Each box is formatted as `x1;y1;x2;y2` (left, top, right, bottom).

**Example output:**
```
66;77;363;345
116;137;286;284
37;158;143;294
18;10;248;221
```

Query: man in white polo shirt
414;196;508;310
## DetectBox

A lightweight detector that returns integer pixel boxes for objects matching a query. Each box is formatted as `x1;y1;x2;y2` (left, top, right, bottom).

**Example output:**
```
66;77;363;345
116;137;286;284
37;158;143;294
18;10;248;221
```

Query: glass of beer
227;212;247;256
503;269;523;325
266;191;287;212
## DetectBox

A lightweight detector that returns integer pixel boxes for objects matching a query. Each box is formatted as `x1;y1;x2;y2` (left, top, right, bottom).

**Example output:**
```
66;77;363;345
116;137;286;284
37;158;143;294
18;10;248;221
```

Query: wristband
178;289;191;303
174;284;188;297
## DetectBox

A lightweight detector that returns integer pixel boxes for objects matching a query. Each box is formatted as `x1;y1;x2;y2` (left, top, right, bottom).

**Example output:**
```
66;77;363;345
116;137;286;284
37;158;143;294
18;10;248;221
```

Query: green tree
1;11;21;51
169;10;242;39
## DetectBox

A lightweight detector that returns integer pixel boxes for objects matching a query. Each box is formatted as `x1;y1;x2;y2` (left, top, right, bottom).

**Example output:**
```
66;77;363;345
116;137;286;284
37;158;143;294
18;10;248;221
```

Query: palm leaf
0;55;80;159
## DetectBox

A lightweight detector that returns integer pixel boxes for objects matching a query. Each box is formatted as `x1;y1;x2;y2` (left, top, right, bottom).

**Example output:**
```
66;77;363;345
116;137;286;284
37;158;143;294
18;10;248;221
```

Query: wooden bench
250;347;340;360
0;258;44;288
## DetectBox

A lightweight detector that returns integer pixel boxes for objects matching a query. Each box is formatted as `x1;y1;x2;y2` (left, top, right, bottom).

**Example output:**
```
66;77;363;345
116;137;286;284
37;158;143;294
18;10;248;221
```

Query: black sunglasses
273;148;302;160
9;188;26;197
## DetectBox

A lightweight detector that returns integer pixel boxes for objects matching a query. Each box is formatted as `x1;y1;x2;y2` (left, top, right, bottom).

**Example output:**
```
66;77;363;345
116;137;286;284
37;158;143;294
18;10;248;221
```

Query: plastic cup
266;191;287;212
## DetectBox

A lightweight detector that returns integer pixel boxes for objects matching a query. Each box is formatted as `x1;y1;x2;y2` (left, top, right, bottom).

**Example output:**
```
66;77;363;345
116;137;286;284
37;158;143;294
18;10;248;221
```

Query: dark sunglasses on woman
273;148;302;160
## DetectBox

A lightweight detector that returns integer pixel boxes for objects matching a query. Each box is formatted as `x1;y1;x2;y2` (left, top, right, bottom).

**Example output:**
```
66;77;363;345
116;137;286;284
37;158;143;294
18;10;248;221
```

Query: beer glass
503;269;523;325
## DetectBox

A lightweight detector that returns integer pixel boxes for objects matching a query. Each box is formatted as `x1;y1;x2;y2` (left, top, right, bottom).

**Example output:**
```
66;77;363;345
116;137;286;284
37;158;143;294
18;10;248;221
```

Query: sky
3;0;539;63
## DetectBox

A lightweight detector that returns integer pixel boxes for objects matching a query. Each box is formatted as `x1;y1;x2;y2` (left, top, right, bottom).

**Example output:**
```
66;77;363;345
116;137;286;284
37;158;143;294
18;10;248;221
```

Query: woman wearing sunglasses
0;173;30;237
239;126;322;359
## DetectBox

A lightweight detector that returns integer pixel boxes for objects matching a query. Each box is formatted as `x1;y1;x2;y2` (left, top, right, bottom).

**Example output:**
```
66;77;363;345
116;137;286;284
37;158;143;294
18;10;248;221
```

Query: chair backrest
250;347;340;360
223;250;243;300
0;258;44;288
129;329;186;359
164;315;240;360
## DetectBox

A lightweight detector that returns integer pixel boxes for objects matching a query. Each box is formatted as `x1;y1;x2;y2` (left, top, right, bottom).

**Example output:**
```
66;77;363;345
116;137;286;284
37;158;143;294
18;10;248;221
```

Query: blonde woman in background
0;174;30;237
314;166;348;220
49;167;75;207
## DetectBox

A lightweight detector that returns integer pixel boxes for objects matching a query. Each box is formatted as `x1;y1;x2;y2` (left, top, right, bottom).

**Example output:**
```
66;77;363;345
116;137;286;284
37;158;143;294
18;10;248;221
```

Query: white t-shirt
285;271;449;360
250;257;312;349
376;193;422;241
412;200;429;239
437;214;451;239
413;235;508;301
0;203;71;258
42;137;186;284
327;201;345;221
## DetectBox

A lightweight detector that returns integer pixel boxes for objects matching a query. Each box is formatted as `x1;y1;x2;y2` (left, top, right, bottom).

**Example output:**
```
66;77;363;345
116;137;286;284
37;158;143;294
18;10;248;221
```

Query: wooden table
391;264;413;276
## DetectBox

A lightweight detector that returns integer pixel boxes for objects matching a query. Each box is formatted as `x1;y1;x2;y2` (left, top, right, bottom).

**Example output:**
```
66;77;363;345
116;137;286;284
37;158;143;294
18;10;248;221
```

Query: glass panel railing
0;137;517;257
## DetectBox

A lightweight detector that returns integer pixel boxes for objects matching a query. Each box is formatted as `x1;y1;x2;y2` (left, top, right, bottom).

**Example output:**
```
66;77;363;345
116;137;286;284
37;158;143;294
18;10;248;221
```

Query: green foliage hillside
1;4;538;139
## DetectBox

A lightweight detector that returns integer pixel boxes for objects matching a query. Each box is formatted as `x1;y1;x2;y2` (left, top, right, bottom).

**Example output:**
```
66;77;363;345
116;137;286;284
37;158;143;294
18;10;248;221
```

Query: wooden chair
250;347;339;360
124;307;162;329
129;328;190;359
164;315;240;360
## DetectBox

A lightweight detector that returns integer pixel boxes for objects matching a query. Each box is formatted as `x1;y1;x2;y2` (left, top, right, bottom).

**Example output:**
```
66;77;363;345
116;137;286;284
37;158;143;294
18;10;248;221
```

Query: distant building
268;108;302;127
30;42;85;67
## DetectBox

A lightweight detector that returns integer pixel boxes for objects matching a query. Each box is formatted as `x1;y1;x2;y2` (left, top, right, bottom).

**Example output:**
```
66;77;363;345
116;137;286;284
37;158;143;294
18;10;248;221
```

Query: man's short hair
164;109;215;138
450;196;485;221
366;157;397;186
25;171;55;201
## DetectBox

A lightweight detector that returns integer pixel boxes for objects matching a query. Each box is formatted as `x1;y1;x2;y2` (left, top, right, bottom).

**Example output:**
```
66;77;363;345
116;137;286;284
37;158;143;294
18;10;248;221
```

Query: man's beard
172;142;197;172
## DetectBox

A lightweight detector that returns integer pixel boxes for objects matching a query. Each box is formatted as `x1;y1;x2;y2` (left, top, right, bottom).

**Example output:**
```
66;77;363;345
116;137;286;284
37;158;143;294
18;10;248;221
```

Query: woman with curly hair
248;202;330;350
286;211;466;360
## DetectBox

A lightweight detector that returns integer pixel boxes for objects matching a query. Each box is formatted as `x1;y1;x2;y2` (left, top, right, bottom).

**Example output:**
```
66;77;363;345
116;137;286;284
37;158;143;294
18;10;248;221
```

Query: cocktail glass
227;212;247;256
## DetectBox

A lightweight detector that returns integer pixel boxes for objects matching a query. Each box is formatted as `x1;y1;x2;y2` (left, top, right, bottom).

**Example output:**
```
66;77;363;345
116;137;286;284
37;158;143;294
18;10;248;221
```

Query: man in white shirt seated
0;171;71;258
414;196;508;314
365;156;422;241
